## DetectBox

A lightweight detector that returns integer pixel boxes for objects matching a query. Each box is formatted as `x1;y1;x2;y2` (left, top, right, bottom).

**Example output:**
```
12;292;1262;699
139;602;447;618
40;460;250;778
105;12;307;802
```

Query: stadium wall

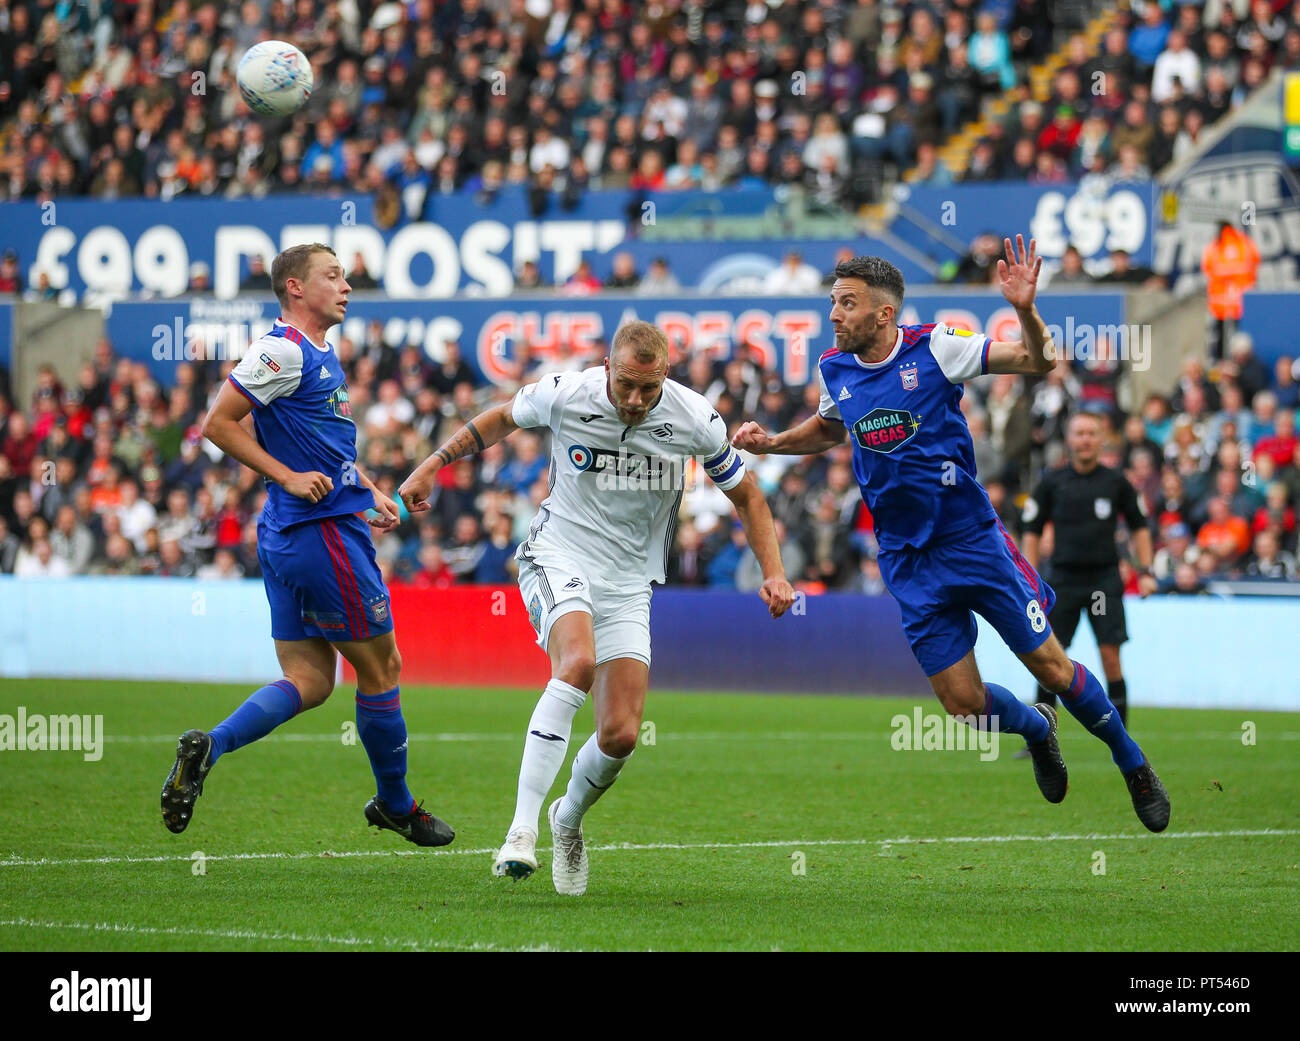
4;578;1296;711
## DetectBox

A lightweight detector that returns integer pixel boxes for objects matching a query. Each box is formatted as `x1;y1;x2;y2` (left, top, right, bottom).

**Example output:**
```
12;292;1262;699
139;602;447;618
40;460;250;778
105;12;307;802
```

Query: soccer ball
236;41;313;118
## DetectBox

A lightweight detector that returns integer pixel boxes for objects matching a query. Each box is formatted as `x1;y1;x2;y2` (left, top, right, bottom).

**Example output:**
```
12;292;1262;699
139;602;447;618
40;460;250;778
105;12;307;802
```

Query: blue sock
981;682;1050;742
1057;661;1145;773
355;687;413;812
209;680;302;764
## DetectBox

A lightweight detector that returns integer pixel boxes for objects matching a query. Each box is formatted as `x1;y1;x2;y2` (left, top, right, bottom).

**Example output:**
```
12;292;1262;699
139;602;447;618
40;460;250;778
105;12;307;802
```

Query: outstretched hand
998;234;1042;311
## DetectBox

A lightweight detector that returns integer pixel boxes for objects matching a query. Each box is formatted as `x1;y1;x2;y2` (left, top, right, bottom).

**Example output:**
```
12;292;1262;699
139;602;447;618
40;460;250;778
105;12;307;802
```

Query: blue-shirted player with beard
734;236;1170;831
161;243;454;847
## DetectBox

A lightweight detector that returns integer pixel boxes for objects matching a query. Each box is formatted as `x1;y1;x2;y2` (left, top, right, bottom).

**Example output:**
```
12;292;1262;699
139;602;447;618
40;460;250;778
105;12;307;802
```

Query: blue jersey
227;319;374;532
817;322;996;552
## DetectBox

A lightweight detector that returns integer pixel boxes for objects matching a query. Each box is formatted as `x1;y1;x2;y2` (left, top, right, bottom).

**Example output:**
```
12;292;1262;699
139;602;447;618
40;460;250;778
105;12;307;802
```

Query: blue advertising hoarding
100;290;1127;388
11;289;1297;391
1153;152;1300;294
898;181;1156;267
10;174;1300;307
6;179;1296;384
1;191;935;300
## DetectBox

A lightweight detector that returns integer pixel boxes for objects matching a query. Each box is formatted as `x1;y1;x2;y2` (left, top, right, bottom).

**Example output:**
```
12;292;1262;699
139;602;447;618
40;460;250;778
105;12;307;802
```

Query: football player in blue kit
734;237;1170;831
161;243;454;846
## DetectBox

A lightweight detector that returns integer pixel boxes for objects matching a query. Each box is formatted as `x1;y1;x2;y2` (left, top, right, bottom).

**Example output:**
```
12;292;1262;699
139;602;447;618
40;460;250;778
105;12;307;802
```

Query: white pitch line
0;847;501;867
2;828;1295;869
100;730;1300;744
0;917;567;952
102;732;519;744
101;732;877;744
589;828;1300;851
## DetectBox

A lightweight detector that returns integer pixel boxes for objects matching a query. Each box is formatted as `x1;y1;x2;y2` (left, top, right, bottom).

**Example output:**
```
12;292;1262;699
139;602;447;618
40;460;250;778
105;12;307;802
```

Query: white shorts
516;549;652;667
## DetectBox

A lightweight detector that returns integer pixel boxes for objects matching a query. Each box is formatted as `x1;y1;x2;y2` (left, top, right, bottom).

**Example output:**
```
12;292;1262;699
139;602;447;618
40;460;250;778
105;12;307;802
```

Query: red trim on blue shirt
227;373;263;407
272;319;311;347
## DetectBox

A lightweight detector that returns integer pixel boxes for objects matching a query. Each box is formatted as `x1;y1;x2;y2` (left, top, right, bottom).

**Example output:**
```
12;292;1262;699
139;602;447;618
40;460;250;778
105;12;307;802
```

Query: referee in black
1020;411;1157;728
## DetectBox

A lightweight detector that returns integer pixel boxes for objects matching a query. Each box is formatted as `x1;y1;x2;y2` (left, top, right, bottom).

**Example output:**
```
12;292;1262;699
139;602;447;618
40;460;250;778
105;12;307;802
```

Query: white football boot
492;826;538;880
548;798;589;896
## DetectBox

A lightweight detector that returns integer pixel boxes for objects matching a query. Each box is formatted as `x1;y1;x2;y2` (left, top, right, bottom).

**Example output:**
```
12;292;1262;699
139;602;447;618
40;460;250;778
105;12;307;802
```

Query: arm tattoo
434;421;487;466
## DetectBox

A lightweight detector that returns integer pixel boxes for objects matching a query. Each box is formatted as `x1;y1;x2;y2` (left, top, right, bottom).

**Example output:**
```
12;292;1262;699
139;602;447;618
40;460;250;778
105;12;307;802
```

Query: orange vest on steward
1201;228;1260;320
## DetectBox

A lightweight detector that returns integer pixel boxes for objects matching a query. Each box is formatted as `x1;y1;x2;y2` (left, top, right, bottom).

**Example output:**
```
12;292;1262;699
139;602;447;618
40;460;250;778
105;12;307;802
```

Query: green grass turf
0;679;1296;951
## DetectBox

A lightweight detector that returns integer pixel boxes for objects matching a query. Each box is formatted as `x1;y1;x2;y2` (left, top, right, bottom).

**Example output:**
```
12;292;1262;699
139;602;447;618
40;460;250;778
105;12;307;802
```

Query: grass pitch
0;679;1296;951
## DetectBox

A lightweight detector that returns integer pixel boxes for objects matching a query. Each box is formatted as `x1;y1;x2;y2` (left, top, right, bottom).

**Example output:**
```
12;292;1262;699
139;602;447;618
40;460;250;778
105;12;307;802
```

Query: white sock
508;679;586;834
556;733;631;829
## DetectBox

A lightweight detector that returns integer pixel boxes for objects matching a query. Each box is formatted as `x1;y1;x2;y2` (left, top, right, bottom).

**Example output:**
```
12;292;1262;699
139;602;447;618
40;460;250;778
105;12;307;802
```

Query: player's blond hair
611;320;669;368
272;243;337;307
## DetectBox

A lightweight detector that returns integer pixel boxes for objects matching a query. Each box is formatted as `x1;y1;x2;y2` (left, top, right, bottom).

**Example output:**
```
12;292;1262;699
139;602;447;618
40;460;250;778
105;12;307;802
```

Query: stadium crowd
1;316;1298;592
2;0;1297;218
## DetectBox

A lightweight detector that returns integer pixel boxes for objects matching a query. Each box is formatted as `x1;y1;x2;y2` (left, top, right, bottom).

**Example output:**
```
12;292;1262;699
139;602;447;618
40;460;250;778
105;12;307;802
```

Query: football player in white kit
398;321;795;894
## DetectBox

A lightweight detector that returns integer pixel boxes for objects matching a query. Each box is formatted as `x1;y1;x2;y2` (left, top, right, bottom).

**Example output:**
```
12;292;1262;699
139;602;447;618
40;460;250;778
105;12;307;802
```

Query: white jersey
511;367;747;587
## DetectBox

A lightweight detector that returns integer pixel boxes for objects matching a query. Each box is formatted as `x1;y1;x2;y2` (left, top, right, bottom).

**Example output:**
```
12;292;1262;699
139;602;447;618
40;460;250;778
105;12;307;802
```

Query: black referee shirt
1022;464;1148;570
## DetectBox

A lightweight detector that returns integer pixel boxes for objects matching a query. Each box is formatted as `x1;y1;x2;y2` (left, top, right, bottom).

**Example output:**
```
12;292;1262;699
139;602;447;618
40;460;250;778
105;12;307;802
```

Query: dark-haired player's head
272;242;349;327
606;320;670;426
833;255;905;304
828;255;905;354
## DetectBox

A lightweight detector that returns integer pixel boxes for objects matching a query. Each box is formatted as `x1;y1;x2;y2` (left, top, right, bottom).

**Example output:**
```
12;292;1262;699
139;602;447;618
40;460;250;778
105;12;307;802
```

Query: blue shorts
257;513;394;643
877;519;1056;677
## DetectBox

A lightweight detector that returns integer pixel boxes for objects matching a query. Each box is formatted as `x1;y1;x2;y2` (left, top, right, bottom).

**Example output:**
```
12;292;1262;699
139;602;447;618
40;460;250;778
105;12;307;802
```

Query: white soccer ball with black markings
237;41;314;118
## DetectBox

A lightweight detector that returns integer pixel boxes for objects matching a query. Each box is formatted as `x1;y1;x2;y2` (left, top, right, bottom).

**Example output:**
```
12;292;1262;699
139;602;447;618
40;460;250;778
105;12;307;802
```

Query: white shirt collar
275;318;330;352
853;328;904;370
